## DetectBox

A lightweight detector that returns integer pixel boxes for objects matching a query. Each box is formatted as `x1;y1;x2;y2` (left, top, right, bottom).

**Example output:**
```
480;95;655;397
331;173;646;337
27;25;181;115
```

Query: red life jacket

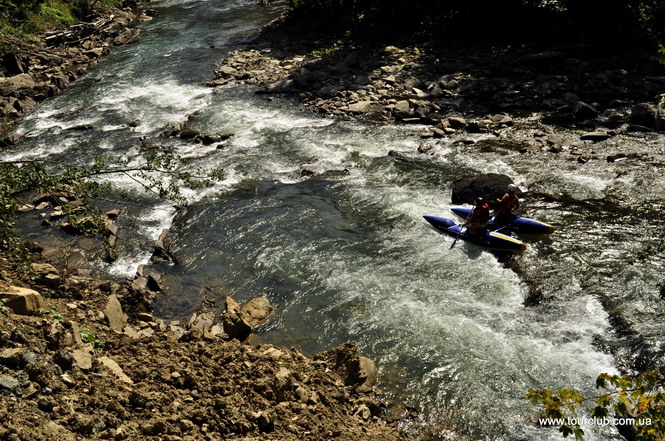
477;203;491;223
498;193;519;215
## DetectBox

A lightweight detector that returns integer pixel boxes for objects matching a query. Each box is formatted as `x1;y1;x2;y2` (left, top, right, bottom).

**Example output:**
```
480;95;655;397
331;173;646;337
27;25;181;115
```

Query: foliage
79;327;104;348
0;0;120;35
526;371;665;440
45;308;63;322
0;151;225;266
0;297;9;315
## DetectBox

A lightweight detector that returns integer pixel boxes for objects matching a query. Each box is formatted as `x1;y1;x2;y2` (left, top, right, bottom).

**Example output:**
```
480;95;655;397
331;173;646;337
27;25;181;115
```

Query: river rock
0;286;46;315
315;342;378;393
222;296;251;341
113;28;141;45
240;296;273;328
451;173;519;204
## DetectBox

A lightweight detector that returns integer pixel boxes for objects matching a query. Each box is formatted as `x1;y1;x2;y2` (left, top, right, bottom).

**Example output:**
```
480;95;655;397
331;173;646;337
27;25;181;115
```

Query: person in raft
463;197;491;237
495;184;520;227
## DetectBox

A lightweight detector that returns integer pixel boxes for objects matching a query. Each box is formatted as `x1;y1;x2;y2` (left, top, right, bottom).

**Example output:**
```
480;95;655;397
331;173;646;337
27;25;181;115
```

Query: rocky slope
0;255;405;441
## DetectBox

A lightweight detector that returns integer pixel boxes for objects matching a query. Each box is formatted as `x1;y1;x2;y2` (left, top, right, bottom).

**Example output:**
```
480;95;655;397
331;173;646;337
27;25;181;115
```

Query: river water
5;1;665;440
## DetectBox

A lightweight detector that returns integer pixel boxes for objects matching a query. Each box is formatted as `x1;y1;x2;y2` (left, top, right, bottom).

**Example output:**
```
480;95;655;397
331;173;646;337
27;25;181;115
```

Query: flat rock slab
98;356;133;385
103;294;127;332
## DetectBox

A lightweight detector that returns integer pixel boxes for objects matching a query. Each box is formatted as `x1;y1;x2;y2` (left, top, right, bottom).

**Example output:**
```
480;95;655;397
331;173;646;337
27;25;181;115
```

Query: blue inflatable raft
423;215;526;253
450;207;555;235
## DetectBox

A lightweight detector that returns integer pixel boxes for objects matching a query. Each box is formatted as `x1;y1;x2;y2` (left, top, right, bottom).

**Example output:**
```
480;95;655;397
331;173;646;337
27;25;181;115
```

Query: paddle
449;224;463;249
491;218;516;234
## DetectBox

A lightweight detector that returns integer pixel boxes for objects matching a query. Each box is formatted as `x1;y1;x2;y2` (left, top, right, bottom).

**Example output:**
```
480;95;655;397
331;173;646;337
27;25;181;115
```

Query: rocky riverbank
0;248;406;440
0;4;155;144
210;16;665;141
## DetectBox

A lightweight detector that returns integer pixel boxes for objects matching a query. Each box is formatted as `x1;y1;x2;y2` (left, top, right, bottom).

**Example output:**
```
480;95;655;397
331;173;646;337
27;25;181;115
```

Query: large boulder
630;102;658;129
451;173;520;204
222;296;273;341
0;286;46;315
315;342;378;393
222;296;252;341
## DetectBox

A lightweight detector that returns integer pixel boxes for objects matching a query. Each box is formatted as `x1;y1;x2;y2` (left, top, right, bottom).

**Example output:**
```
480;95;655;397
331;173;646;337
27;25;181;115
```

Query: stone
0;348;36;368
573;101;599;120
315;342;378;392
267;78;295;93
348;101;375;113
0;286;45;315
103;294;127;332
0;373;20;393
222;296;251;341
30;263;60;288
317;85;339;98
72;348;93;370
98;356;133;384
0;133;21;147
342;52;360;68
630;102;657;128
451;173;520;204
580;131;610;142
188;311;215;333
113;28;141;45
448;116;467;129
240;296;273;328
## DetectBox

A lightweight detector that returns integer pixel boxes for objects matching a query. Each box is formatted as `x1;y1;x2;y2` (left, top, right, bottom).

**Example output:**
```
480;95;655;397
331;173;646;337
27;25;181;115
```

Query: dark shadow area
238;1;665;132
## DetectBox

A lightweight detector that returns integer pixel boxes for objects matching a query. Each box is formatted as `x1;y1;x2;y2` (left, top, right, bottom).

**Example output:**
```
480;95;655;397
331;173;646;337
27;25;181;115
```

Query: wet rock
64;124;94;131
0;132;21;147
240;296;273;328
0;286;46;315
113;28;141;45
451;173;519;205
151;228;174;262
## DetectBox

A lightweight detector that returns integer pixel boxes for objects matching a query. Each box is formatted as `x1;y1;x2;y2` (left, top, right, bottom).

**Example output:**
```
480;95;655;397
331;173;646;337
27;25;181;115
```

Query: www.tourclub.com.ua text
539;417;653;427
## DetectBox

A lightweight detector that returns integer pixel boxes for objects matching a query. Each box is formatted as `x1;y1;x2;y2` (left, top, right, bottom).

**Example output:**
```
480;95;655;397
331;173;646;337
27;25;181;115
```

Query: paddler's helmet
475;197;484;205
508;184;518;193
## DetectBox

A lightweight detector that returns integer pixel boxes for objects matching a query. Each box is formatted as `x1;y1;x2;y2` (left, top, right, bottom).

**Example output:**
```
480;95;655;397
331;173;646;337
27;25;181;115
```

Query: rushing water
5;1;665;440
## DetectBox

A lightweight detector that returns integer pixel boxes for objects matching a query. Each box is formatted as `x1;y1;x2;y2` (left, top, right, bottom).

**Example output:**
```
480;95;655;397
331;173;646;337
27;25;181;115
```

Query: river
5;0;665;440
